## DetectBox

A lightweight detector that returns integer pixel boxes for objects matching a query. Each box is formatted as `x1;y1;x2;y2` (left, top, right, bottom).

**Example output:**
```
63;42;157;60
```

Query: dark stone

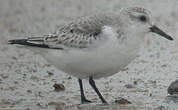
53;83;65;92
115;97;132;104
168;79;178;95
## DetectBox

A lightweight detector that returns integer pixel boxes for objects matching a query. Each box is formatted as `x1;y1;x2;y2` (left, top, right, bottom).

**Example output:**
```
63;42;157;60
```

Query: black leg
89;76;108;104
78;78;92;104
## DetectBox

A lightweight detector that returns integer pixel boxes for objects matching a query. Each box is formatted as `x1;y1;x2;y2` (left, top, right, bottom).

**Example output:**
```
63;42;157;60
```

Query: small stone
53;83;65;92
27;90;32;93
12;56;17;60
47;71;54;76
43;64;51;67
14;81;18;84
168;79;178;95
36;102;46;108
149;93;152;97
68;76;72;79
32;69;37;72
125;84;135;89
133;81;138;85
0;74;8;79
161;64;167;68
115;98;132;104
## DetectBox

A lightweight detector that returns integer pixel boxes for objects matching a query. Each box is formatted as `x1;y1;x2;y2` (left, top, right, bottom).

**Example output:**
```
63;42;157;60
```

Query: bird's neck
119;27;144;51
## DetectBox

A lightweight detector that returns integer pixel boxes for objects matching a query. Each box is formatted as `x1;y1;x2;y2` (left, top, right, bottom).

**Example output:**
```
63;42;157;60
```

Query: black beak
149;25;174;40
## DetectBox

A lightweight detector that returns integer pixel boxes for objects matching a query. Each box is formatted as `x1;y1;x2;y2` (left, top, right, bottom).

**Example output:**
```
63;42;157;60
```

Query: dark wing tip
8;38;63;49
8;39;28;44
8;38;51;49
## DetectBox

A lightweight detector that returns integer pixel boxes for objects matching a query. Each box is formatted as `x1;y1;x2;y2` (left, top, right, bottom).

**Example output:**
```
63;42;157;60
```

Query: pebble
167;79;178;95
124;84;135;89
115;97;132;104
53;83;65;92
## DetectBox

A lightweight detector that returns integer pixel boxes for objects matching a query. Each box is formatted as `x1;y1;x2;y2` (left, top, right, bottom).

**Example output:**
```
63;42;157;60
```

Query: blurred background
0;0;178;110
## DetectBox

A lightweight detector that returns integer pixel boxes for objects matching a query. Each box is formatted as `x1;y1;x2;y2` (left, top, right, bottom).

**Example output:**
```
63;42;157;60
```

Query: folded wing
8;13;118;50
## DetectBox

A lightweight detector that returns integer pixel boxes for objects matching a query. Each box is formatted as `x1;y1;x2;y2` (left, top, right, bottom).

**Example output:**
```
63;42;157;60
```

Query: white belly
42;38;140;79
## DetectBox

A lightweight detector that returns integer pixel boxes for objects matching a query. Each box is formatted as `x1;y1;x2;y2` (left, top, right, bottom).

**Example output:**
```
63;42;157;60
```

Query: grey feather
10;13;122;49
46;13;121;49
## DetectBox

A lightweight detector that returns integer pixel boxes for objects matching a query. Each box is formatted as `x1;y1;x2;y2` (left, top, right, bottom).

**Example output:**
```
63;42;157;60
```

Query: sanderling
8;7;173;104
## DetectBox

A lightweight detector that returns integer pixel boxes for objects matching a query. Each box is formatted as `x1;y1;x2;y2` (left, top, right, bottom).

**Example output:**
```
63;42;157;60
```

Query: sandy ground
0;0;178;110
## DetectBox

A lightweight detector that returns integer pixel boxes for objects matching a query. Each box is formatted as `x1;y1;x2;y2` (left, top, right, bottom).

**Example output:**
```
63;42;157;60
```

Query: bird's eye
139;15;147;22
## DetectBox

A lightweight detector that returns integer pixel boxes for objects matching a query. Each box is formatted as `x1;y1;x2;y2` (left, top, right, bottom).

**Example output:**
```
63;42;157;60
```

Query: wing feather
9;13;121;49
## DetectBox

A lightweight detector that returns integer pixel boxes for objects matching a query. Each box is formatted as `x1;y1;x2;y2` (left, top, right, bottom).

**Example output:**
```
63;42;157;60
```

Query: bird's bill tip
149;25;174;41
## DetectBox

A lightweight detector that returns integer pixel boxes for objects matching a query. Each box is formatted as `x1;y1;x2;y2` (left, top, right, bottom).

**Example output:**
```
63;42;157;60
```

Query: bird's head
120;7;173;41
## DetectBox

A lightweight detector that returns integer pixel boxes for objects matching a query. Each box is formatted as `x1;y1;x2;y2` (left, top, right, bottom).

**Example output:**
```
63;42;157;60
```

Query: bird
8;7;173;104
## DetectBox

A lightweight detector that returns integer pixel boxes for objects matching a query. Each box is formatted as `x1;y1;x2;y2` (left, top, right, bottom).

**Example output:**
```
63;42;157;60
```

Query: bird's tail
8;39;29;45
8;37;49;48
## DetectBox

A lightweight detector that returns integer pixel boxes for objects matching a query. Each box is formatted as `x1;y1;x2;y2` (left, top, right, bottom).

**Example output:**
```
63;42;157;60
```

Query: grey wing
45;15;109;49
9;13;115;49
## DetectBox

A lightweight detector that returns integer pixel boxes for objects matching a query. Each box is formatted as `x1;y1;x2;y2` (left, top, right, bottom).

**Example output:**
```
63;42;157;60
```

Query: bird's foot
101;100;108;105
81;98;92;104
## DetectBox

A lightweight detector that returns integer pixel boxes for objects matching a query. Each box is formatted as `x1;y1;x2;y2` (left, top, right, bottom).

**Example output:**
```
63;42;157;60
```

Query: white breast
42;26;141;79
